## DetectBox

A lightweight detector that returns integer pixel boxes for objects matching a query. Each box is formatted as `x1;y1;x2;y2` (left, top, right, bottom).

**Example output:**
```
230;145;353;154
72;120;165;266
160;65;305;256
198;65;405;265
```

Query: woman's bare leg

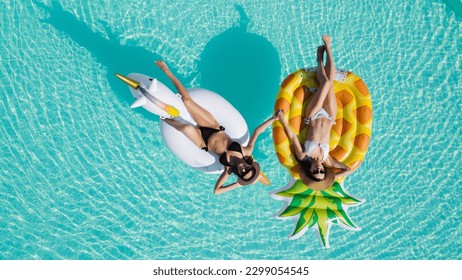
155;60;220;128
323;85;337;120
316;45;328;82
162;118;205;148
304;46;331;119
321;35;337;118
322;35;335;81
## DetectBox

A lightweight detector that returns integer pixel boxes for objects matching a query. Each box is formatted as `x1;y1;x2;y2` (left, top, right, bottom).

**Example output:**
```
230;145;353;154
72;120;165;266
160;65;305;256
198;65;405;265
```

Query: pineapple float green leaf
272;179;364;248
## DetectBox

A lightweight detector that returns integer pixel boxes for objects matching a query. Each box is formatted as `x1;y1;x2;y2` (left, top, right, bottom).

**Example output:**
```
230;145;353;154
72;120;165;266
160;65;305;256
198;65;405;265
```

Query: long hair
299;157;323;182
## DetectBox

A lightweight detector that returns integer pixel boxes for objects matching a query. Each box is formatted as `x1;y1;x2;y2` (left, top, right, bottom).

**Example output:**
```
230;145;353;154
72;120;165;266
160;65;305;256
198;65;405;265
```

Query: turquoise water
1;0;460;260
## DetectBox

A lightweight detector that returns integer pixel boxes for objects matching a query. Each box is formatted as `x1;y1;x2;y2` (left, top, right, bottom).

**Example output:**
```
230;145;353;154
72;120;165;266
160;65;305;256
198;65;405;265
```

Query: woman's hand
214;181;242;195
272;109;283;121
244;110;283;155
155;60;169;72
276;109;286;122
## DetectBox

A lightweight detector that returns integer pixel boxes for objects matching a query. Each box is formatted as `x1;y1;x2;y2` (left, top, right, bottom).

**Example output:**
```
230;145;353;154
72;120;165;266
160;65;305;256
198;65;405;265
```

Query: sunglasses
239;166;253;176
312;168;325;175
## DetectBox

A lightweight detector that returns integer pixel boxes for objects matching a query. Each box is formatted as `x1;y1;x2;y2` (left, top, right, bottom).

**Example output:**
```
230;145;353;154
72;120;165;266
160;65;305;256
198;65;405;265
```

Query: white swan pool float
116;73;250;174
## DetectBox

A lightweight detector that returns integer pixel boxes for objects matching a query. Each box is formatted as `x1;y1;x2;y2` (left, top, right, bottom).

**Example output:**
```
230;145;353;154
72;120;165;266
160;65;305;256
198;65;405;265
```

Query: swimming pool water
1;0;461;259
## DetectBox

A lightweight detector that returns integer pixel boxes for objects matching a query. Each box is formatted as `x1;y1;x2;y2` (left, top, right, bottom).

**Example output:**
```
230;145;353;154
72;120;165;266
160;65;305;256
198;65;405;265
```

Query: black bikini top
219;141;243;167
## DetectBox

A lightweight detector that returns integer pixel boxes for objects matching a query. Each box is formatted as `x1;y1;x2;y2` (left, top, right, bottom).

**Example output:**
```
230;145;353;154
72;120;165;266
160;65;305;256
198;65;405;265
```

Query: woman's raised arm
214;167;242;195
243;110;281;155
277;111;306;160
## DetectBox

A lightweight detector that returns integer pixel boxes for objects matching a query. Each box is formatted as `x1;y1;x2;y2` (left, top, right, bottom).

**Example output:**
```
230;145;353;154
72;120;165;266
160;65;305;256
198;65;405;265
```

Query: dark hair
298;158;323;182
243;155;254;164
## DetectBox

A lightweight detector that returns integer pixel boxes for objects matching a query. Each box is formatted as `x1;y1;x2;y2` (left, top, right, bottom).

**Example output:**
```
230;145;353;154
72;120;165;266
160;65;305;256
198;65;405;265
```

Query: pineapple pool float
272;68;372;248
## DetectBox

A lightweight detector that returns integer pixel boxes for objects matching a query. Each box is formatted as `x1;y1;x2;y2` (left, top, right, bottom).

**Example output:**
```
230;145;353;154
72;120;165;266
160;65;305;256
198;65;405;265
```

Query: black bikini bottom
199;126;225;151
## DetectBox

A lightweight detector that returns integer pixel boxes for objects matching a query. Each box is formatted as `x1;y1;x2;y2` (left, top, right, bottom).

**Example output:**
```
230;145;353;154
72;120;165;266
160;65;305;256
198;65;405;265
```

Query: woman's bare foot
155;60;169;72
317;45;325;62
322;35;335;80
322;35;331;49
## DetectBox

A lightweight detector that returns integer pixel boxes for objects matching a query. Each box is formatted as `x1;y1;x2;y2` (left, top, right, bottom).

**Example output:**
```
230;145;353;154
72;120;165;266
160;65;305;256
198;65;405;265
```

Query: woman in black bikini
155;60;280;194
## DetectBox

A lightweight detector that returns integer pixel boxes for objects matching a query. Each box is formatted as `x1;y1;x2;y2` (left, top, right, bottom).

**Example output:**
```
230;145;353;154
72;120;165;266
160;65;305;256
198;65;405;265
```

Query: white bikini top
304;140;329;161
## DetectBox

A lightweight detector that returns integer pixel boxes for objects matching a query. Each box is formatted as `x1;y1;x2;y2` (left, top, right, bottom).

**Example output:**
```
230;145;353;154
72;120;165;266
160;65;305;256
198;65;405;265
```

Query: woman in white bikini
277;35;354;190
155;60;280;194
